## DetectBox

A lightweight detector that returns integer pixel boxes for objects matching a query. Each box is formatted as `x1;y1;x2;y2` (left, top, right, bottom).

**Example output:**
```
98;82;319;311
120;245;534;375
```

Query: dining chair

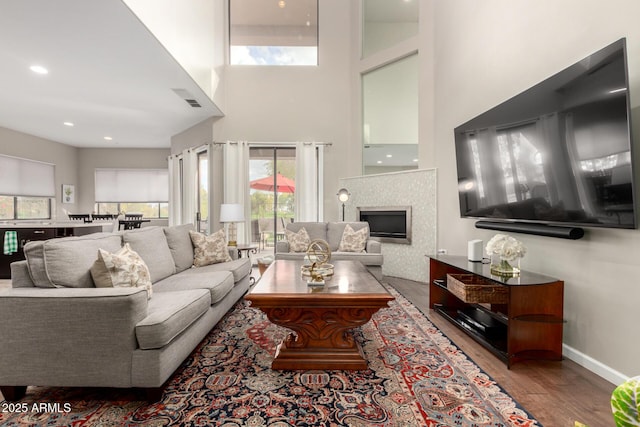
68;214;92;223
92;214;116;220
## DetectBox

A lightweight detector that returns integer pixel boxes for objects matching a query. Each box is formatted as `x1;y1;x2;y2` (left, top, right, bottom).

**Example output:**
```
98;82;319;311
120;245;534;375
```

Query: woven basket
446;274;508;304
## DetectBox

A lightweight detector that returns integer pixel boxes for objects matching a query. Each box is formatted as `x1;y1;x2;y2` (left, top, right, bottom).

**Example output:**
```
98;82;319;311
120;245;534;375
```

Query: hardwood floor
386;276;616;427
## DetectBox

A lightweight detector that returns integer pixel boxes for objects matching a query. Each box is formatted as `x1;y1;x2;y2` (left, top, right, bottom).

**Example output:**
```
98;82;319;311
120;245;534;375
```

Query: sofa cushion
90;243;153;299
331;251;384;266
286;222;327;242
135;289;210;350
163;223;195;273
24;233;122;288
327;222;369;251
189;229;232;266
153;269;234;305
193;257;252;283
338;224;369;252
276;251;383;267
122;227;176;283
284;227;311;252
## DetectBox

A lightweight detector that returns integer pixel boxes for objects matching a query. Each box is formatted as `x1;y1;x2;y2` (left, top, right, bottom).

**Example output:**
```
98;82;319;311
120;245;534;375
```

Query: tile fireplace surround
340;168;436;282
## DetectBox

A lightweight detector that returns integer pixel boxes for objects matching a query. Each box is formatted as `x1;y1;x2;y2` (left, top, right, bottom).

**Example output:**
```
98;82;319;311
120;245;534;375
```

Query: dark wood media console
428;254;564;367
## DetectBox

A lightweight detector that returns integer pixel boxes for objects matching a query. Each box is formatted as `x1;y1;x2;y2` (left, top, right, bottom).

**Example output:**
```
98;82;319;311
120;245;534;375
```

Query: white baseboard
563;344;629;386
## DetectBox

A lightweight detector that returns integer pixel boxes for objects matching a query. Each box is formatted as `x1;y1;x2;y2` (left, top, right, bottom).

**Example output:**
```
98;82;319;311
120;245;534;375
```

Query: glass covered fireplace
357;206;412;244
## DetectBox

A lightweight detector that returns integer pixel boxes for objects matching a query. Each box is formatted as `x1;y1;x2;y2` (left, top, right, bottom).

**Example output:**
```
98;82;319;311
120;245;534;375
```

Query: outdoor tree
265;159;295;180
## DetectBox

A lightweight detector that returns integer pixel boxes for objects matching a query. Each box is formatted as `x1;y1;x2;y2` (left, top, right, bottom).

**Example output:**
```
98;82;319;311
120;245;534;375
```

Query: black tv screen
455;38;636;229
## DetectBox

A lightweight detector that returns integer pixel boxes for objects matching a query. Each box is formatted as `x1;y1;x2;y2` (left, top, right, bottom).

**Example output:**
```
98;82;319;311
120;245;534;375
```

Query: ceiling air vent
172;88;202;108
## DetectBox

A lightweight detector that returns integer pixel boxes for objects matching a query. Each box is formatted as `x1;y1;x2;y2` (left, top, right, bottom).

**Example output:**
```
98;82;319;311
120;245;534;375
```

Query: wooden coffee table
245;260;394;370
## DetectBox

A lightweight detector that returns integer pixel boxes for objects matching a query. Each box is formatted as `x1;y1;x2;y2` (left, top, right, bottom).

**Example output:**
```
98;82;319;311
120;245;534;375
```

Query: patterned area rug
0;284;541;426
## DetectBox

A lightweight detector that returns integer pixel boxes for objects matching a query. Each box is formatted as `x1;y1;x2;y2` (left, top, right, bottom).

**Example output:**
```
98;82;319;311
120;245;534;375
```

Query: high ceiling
0;0;222;149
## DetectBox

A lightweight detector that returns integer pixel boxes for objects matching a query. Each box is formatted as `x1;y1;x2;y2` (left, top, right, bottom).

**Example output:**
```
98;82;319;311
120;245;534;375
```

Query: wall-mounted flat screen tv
455;38;636;229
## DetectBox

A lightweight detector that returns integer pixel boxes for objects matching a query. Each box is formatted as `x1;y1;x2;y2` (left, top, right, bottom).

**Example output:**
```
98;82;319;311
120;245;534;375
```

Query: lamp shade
337;188;350;203
220;203;244;223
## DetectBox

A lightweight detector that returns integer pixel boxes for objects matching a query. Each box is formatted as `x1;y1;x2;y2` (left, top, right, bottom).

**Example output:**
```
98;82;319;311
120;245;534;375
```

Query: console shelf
428;254;564;368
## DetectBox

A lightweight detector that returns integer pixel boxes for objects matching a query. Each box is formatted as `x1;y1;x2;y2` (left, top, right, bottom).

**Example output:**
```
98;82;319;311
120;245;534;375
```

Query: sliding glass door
249;147;296;251
197;150;209;233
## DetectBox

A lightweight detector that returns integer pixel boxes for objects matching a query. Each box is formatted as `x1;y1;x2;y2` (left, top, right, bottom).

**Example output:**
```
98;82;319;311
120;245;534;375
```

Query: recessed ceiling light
278;0;285;8
63;122;74;127
386;154;393;158
377;160;382;164
30;65;48;74
104;136;113;141
413;158;419;162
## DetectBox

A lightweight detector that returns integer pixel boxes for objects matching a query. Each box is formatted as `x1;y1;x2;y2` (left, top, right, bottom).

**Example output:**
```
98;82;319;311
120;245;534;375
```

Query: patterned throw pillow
90;243;153;299
338;224;369;252
285;227;311;252
189;229;232;267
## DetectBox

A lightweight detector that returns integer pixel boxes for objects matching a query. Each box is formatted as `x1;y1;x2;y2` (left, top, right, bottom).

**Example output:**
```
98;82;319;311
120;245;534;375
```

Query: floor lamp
336;188;350;221
220;203;244;246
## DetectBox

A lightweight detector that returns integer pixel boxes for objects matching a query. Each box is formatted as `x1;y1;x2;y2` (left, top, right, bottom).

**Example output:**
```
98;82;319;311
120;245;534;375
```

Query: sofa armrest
0;287;149;387
9;260;34;288
276;240;290;253
366;239;382;254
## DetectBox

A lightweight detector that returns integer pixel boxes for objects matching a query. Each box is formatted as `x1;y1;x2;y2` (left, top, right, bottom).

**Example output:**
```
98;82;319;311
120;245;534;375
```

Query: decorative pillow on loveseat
189;229;232;267
338;224;369;252
90;243;153;299
285;227;311;252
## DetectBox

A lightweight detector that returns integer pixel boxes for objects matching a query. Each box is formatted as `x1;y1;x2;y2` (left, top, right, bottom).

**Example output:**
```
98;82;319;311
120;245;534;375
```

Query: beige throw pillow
90;243;153;299
338;224;368;252
285;227;311;252
189;229;232;267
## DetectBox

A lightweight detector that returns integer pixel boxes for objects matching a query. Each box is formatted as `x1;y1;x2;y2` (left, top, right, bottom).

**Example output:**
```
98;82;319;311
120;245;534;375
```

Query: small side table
235;244;258;259
234;244;259;286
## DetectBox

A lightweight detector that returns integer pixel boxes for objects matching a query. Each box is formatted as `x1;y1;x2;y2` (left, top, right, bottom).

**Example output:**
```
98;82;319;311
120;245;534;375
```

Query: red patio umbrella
249;173;295;193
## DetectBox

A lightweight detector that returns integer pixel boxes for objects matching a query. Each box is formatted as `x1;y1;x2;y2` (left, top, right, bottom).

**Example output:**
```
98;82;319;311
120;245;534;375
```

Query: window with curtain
229;0;318;66
94;168;169;218
0;154;54;220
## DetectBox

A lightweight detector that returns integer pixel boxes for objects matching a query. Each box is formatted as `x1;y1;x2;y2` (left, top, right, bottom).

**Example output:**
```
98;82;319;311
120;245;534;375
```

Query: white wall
209;0;354;221
427;0;640;382
123;0;225;109
171;117;215;155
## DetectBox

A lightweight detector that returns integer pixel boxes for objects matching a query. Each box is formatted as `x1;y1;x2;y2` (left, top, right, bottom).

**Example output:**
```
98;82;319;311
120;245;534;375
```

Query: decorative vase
490;254;521;277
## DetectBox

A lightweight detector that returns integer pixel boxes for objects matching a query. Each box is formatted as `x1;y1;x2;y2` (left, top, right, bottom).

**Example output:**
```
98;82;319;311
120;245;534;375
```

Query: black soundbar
475;220;584;240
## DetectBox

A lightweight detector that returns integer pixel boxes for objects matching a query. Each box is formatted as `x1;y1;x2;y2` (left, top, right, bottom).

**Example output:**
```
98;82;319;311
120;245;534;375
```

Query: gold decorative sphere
306;239;331;265
301;239;333;279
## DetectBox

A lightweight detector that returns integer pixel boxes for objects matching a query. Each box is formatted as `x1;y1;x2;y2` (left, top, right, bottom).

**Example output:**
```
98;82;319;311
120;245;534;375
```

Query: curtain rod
210;141;332;146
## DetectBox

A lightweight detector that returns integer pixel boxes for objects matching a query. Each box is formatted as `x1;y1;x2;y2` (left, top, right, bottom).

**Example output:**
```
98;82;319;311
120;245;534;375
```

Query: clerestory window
229;0;318;66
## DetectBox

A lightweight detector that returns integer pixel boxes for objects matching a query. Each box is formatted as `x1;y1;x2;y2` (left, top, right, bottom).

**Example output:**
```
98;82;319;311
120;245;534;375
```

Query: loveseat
0;223;251;401
275;221;383;279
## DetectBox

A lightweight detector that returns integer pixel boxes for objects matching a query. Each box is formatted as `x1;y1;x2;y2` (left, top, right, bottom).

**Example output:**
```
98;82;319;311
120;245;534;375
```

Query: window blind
0;154;55;197
95;169;169;202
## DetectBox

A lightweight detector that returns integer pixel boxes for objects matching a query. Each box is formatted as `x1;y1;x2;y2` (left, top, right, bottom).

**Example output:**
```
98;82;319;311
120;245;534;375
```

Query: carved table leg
1;386;27;401
261;306;385;370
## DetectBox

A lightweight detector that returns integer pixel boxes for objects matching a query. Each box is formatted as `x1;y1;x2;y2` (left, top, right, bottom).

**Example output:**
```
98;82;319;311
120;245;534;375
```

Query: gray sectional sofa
275;221;383;279
0;223;251;401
